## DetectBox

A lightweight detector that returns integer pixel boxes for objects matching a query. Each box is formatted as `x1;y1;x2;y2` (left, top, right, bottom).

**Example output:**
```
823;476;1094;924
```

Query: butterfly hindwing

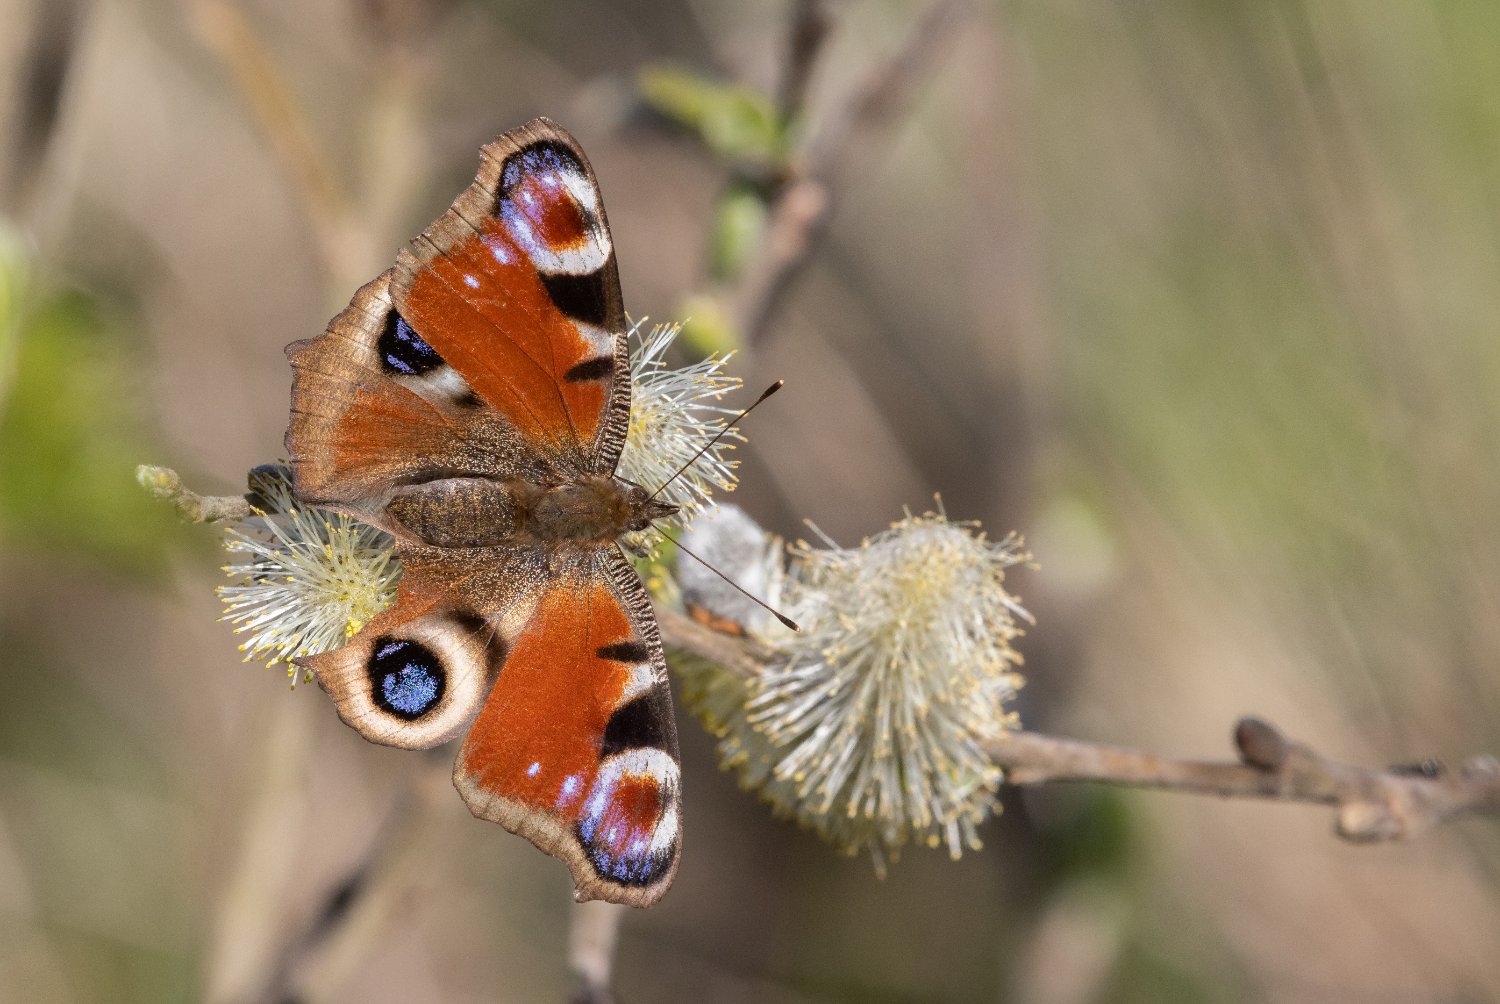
302;545;543;749
304;543;682;906
453;547;681;907
390;117;630;476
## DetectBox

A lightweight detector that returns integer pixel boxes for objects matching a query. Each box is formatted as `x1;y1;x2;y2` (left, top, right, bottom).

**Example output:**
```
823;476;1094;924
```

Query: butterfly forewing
390;119;630;476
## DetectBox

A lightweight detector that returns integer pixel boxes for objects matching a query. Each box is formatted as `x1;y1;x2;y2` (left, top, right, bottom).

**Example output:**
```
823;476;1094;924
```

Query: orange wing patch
456;576;631;812
391;126;627;472
400;221;608;454
326;382;453;480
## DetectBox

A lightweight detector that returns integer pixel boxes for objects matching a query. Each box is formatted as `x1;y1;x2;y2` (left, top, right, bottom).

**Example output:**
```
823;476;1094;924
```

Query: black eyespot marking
600;687;675;758
542;269;612;329
367;637;446;720
449;610;507;665
500;141;584;200
454;390;484;409
576;822;676;888
377;311;443;376
564;356;614;383
597;641;649;663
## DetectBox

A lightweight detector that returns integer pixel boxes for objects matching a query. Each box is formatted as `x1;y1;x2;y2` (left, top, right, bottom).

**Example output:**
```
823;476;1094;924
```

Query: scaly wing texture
301;544;545;750
303;544;681;907
453;547;681;907
391;117;631;476
285;270;560;515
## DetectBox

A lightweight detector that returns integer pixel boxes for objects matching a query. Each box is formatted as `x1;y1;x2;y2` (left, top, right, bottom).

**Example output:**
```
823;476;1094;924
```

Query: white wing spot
619;662;660;702
463;273;480;289
527;761;542;777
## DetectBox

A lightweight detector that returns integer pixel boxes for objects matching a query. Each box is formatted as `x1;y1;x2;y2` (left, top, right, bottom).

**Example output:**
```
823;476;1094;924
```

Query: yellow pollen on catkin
217;470;400;681
684;508;1032;873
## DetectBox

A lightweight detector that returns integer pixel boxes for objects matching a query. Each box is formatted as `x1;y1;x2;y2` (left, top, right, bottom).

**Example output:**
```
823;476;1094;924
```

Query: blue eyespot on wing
368;638;446;719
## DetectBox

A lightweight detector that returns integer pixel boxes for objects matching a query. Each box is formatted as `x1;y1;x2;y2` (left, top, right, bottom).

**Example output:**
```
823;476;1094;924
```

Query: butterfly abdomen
385;478;520;547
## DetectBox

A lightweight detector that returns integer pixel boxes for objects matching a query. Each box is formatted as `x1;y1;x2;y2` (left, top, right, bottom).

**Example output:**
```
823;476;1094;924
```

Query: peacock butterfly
285;118;682;907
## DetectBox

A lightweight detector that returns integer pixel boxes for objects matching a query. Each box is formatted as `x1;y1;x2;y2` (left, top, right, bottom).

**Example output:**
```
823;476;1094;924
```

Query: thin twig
568;901;626;1004
730;0;969;344
657;606;776;678
656;608;1500;844
5;0;87;215
775;0;833;126
988;719;1500;843
249;752;452;1004
800;0;968;182
137;464;252;523
186;0;353;277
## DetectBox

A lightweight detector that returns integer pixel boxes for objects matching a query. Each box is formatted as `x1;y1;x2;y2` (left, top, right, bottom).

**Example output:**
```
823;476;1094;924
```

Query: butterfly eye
368;638;446;719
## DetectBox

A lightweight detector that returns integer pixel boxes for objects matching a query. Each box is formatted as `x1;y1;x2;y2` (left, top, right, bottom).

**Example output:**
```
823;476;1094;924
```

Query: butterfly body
383;475;675;549
284;119;684;907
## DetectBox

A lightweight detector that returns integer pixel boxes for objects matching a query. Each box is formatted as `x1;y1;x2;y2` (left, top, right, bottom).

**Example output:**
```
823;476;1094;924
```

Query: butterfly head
619;480;679;532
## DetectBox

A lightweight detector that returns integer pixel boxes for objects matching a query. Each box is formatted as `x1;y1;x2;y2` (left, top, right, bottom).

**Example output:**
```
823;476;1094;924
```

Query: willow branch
654;608;1500;844
990;720;1500;841
730;0;969;344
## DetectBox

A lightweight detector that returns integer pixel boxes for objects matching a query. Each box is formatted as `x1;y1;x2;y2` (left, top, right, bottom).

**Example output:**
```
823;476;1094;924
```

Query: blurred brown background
3;0;1500;1001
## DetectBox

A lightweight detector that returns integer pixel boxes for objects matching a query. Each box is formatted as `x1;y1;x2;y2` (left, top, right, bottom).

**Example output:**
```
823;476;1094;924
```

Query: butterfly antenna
652;524;800;632
648;380;784;501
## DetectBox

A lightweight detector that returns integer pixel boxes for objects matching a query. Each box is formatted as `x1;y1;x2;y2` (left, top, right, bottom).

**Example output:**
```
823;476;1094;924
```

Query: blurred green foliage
709;183;769;282
0;233;186;576
1106;943;1243;1004
674;292;741;358
638;65;788;165
1033;789;1136;883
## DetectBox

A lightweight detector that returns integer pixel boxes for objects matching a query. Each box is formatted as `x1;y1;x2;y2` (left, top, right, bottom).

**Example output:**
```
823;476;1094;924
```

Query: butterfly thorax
384;475;676;549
